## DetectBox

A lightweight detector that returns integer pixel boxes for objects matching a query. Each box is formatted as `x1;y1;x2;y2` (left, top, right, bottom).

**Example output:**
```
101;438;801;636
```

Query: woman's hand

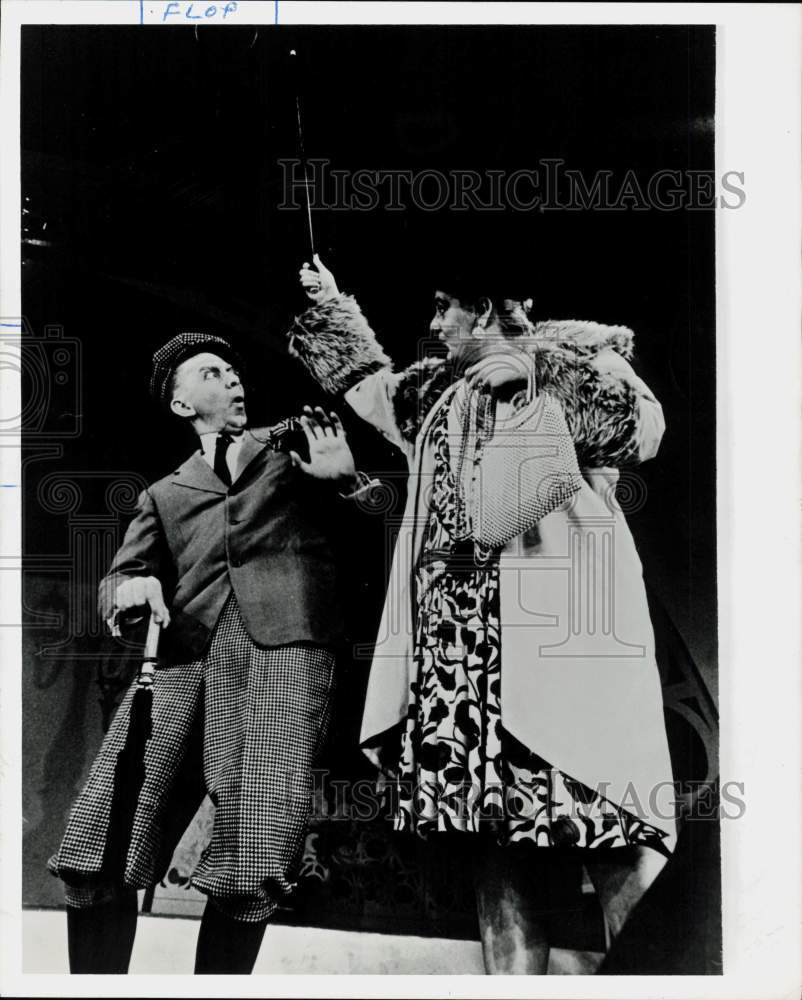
290;405;357;488
465;351;534;397
299;254;339;304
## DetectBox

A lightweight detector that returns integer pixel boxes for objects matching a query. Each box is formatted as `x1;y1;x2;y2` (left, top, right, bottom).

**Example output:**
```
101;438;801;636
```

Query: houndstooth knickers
48;594;335;922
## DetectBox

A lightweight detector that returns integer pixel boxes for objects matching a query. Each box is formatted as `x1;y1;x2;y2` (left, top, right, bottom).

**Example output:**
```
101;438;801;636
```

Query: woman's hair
486;296;535;338
441;285;536;339
429;248;536;338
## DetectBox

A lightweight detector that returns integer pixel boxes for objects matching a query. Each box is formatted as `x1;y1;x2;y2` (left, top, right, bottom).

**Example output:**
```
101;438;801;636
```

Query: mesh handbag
453;361;584;550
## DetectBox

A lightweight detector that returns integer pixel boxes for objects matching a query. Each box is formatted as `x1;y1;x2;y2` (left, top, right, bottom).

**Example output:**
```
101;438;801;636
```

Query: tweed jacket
288;296;677;839
99;426;345;657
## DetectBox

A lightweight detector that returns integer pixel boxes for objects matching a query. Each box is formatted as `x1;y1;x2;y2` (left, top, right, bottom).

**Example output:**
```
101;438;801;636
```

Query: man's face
170;352;246;433
429;290;478;361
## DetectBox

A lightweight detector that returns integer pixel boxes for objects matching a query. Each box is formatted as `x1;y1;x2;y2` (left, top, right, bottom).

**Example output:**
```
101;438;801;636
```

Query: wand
290;48;316;257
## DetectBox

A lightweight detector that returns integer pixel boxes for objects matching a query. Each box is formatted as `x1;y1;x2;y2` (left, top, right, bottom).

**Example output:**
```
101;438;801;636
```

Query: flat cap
149;332;242;402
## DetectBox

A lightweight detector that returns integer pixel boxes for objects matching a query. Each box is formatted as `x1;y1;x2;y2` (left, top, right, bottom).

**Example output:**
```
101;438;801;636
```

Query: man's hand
115;576;170;627
290;406;357;488
465;350;535;397
299;254;339;304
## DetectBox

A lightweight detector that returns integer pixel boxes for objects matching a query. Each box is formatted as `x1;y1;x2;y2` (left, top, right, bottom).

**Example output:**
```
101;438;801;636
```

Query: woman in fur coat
289;255;676;974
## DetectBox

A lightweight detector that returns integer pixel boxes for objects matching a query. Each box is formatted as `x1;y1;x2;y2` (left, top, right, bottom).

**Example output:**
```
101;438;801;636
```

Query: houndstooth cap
149;332;242;402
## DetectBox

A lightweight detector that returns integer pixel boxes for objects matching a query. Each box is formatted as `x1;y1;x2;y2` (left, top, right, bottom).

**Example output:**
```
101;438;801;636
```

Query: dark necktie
213;432;233;487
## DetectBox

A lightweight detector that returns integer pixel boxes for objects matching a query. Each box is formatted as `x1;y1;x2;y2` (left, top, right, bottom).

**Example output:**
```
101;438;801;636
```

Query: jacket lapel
169;428;273;493
170;451;228;495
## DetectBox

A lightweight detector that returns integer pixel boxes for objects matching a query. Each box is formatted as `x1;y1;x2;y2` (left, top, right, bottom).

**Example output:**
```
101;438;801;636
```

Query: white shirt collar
198;430;245;482
198;430;244;458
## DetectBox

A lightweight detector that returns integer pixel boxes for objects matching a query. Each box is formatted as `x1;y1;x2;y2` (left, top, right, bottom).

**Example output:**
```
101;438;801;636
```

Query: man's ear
170;395;196;420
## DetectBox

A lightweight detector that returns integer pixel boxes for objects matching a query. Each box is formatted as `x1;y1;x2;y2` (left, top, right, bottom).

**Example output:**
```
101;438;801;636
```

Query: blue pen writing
161;1;238;22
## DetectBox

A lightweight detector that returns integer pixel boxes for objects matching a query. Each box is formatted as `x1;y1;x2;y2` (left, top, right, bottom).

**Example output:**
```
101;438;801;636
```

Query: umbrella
102;614;161;882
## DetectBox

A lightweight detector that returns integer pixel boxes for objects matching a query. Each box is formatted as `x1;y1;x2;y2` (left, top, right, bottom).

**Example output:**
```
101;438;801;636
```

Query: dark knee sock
194;902;269;975
66;891;138;974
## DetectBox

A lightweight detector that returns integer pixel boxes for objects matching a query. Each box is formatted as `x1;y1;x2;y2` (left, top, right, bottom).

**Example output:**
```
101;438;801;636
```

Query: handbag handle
477;346;539;441
506;345;538;417
453;385;477;541
524;346;538;405
453;345;539;541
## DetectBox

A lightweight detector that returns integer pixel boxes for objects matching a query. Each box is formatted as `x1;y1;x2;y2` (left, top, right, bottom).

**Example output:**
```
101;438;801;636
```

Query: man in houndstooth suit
49;333;370;974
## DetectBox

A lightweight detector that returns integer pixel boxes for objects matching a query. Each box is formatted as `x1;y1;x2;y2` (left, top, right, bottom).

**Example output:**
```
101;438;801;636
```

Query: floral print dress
382;402;670;855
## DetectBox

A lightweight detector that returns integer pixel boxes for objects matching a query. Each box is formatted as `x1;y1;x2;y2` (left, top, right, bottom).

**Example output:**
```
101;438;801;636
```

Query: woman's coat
289;297;677;840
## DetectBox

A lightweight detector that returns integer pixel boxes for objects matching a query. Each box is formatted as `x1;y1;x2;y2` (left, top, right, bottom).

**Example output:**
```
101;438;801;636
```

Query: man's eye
203;370;219;380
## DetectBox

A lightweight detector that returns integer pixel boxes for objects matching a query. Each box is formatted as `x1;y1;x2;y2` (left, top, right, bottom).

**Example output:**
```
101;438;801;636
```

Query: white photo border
1;2;800;997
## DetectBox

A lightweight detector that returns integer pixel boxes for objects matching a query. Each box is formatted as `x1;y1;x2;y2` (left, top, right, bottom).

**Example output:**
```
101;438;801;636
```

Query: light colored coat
286;294;676;840
345;353;676;840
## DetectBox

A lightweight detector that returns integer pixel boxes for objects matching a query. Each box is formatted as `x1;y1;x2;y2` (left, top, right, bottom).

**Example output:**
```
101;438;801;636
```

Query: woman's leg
66;889;138;974
584;846;668;941
472;839;553;974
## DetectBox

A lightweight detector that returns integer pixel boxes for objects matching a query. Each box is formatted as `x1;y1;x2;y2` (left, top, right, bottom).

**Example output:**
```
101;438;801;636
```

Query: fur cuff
287;295;392;395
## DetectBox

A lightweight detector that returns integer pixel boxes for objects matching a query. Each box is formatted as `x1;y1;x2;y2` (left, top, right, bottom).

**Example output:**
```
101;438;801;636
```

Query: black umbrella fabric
102;615;161;882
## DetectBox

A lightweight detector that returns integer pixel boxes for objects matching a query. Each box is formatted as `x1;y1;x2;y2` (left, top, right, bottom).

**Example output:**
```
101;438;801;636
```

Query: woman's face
429;290;479;361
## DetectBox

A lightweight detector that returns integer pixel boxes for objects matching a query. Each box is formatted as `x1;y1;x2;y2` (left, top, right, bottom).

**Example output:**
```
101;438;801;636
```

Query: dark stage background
21;24;719;971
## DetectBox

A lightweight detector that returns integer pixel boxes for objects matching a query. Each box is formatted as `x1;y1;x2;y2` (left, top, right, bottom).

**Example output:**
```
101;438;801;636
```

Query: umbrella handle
138;613;162;689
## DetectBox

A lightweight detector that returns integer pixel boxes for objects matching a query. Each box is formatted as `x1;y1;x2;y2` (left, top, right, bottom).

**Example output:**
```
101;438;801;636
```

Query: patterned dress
383;403;670;854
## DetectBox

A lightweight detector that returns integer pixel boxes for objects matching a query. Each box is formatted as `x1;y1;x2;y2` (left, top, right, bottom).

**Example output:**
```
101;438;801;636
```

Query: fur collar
530;319;634;360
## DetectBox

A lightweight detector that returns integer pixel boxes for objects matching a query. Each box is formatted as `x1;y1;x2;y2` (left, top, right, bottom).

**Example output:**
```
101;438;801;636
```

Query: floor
22;909;604;975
